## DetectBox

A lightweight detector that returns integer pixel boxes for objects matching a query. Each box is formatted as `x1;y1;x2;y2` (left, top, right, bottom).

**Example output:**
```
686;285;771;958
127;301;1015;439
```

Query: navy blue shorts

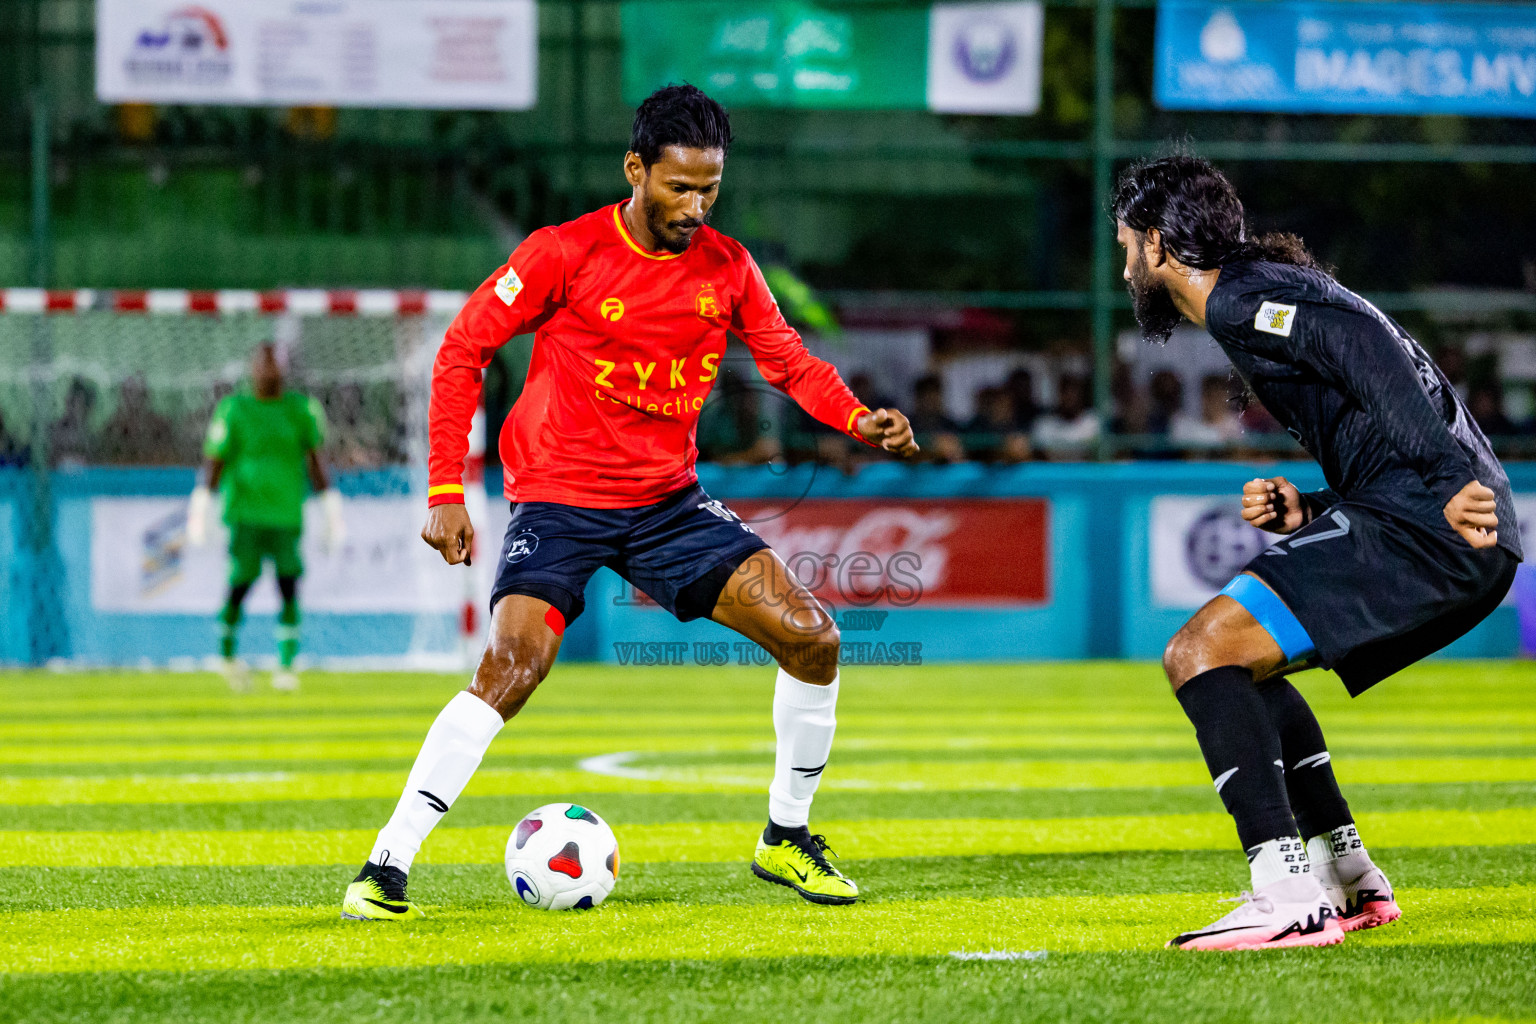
490;484;770;625
1243;502;1518;695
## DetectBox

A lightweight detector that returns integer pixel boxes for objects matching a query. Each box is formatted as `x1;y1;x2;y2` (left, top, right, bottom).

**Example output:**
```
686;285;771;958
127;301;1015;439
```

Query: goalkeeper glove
187;485;211;547
321;489;347;553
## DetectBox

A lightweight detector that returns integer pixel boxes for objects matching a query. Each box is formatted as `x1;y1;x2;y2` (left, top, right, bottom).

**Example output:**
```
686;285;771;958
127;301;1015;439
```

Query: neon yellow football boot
341;858;424;921
751;825;859;905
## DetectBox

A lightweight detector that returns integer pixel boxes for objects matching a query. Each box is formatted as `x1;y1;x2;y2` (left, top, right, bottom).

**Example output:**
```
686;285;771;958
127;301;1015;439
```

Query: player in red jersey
343;85;918;920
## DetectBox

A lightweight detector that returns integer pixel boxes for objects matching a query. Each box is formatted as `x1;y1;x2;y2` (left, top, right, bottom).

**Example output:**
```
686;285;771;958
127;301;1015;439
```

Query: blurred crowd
695;363;1286;468
690;338;1536;469
0;375;406;471
2;341;1532;472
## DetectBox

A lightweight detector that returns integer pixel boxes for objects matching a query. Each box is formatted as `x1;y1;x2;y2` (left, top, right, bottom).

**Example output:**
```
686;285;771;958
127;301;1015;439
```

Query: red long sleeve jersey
428;202;870;509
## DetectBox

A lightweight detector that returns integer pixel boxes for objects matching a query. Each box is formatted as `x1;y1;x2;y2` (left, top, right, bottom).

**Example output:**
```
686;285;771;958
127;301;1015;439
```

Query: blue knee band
1218;573;1316;665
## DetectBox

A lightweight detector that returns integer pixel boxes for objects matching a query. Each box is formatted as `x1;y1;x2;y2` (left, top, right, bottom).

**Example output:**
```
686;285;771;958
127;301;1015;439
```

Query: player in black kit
1113;156;1522;952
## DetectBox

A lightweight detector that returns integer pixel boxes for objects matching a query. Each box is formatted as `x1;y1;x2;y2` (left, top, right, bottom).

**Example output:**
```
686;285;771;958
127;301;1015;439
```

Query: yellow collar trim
614;202;683;261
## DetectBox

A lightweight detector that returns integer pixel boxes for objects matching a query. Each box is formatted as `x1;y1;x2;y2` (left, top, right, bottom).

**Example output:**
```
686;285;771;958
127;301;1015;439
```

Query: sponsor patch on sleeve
494;266;525;307
1254;301;1297;337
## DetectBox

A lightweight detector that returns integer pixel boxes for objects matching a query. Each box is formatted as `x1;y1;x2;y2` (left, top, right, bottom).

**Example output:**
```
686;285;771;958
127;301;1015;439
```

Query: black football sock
1175;666;1299;850
1257;679;1353;839
219;582;252;659
764;820;809;844
276;576;301;669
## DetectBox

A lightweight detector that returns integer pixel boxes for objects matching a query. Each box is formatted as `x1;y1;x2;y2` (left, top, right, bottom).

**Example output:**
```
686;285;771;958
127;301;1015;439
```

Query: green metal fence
6;0;1536;443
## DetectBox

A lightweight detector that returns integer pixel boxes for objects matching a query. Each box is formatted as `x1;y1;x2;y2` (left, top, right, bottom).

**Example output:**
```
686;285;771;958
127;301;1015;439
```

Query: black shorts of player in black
490;483;769;625
1244;499;1517;696
1113;155;1522;949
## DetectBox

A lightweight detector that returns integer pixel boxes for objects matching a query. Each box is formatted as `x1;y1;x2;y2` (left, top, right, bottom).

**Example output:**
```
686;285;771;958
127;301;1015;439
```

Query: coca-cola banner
726;499;1049;606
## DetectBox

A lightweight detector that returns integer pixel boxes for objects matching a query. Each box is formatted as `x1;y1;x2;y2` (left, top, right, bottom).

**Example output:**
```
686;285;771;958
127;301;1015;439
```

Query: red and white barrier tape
0;288;469;315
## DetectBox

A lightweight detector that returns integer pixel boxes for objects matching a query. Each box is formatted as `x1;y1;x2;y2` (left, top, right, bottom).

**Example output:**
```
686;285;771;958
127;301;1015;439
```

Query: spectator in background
1109;360;1148;436
1469;382;1518;438
181;379;237;464
817;371;903;471
1004;368;1040;432
847;372;896;416
0;409;29;467
1032;374;1100;460
1437;343;1469;401
907;373;965;463
99;373;177;465
50;377;98;468
1171;373;1245;452
1145;370;1184;436
1238;394;1283;437
324;382;387;469
966;385;1031;463
1136;369;1184;459
697;366;784;466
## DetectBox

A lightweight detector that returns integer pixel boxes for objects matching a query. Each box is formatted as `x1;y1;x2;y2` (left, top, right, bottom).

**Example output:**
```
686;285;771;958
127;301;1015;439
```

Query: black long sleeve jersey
1204;259;1521;561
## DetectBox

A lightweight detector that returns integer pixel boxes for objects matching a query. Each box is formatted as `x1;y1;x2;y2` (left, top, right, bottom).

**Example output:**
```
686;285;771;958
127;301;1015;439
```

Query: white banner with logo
1150;495;1281;609
1153;493;1536;611
1515;495;1536;559
96;0;537;109
926;2;1043;114
90;496;485;614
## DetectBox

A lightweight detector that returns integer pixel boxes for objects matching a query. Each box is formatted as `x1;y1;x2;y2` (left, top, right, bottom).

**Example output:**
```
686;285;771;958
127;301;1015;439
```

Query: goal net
0;288;496;670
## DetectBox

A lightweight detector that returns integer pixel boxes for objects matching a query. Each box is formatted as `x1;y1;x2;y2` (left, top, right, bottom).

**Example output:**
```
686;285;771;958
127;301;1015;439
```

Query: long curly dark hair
1112;154;1329;273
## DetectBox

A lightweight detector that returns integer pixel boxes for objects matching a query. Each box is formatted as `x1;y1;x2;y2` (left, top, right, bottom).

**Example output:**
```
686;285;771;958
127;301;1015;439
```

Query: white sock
1306;823;1371;886
369;690;504;873
767;669;839;828
1247;836;1317;893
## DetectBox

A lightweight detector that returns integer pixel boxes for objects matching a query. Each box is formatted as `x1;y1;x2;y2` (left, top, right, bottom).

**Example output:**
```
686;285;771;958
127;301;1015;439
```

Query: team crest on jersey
696;284;721;319
494;267;524;307
1255;301;1297;337
600;297;625;321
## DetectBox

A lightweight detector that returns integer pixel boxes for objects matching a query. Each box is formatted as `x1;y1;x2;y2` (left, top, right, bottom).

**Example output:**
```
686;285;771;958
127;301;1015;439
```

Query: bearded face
1127;240;1184;346
640;190;711;254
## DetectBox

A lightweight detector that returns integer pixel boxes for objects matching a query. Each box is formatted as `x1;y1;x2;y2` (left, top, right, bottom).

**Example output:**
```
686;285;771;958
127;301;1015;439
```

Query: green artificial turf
1;663;1533;1022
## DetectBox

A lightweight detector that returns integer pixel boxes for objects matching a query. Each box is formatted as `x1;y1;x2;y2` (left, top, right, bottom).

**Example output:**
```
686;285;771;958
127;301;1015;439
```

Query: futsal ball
504;802;619;910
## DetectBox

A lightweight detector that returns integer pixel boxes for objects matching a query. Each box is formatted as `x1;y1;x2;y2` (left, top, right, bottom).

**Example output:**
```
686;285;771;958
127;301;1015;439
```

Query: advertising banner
89;496;466;615
1513;495;1536;654
1149;494;1279;610
0;496;19;663
622;1;1041;114
723;498;1050;606
96;0;537;109
1157;0;1536;117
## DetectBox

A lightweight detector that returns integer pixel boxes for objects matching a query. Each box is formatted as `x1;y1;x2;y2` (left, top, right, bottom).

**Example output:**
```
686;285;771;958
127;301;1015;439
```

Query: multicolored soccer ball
504;802;619;910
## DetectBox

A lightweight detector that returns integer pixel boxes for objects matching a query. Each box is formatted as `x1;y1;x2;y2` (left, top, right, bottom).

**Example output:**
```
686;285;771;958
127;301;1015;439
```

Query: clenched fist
1240;476;1309;535
857;407;920;458
422;502;475;565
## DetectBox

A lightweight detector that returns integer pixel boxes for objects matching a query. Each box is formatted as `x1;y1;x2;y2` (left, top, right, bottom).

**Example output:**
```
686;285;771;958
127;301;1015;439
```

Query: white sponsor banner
1154;492;1536;611
96;0;537;109
90;496;476;615
1515;495;1536;560
926;2;1043;115
1150;494;1281;610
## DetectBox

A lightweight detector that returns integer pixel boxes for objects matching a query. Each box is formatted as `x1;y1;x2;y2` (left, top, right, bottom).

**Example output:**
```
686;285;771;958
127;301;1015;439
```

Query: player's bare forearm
1443;479;1499;549
306;450;331;493
857;408;920;458
422;502;476;565
203;458;224;490
1240;476;1308;534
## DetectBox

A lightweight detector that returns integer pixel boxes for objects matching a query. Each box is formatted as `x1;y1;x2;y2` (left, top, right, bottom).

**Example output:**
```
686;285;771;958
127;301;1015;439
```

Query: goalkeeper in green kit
187;343;345;691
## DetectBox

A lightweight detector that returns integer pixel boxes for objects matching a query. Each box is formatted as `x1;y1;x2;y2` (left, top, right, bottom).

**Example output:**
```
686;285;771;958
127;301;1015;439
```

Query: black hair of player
630;84;733;168
1112;154;1327;272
